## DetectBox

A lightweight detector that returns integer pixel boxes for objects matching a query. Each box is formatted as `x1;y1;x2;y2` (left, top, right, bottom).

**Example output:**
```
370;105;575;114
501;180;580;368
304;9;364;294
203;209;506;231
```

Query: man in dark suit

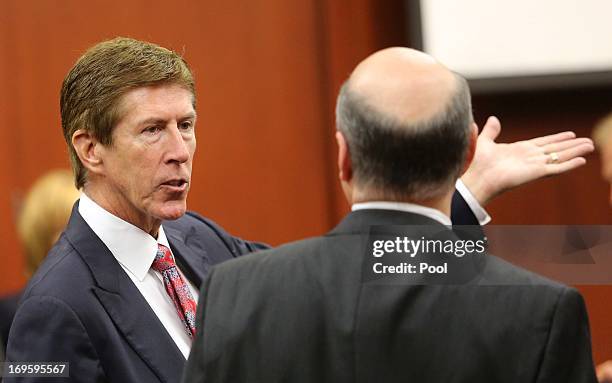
0;292;20;353
4;37;264;383
183;47;598;382
6;209;265;383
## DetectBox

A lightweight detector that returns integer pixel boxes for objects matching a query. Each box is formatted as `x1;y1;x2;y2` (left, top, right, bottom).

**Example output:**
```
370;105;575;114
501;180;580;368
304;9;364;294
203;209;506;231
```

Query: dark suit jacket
184;209;597;383
0;291;21;354
5;191;476;382
5;204;266;383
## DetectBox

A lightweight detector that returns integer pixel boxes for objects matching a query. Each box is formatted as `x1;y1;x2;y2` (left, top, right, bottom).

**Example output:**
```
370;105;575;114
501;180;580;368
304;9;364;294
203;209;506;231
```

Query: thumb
480;116;501;141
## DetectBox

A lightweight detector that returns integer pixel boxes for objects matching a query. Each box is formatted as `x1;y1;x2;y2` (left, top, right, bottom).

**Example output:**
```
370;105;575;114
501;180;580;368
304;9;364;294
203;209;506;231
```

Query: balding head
349;47;457;125
336;47;474;202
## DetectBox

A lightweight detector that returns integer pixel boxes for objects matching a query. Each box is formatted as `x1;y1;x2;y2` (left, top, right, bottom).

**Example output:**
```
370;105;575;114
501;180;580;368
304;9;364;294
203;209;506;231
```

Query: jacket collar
328;209;450;237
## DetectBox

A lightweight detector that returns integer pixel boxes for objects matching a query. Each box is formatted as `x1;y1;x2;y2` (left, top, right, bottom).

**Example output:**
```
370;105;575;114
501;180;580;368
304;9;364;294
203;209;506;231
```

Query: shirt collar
78;193;172;281
351;201;452;226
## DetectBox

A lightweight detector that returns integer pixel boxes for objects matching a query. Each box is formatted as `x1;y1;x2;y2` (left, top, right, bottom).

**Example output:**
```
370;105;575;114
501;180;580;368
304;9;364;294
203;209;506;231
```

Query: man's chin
155;201;187;221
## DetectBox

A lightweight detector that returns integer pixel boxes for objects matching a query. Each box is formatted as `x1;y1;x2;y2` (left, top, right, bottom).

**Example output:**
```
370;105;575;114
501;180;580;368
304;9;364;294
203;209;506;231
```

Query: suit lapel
163;224;206;288
64;203;185;383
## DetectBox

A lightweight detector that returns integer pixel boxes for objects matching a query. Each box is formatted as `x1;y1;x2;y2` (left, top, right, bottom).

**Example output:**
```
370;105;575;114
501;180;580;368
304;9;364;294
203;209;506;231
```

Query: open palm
461;116;594;205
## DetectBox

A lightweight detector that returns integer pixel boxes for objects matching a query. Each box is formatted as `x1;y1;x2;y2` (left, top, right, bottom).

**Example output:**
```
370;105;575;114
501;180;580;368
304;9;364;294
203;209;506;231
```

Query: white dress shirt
78;193;199;359
352;179;491;225
454;179;491;225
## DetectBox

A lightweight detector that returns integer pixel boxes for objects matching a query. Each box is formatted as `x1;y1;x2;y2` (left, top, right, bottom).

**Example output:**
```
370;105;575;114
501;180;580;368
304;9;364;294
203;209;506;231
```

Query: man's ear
72;129;105;175
336;131;353;182
461;122;478;174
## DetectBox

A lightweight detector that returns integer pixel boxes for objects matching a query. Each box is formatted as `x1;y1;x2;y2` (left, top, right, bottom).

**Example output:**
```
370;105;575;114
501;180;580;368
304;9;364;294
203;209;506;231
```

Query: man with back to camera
5;37;593;383
183;47;598;383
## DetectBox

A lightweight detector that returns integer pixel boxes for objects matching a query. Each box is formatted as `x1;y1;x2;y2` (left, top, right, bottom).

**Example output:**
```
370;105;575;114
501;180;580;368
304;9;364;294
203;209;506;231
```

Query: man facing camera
6;38;267;383
183;48;597;383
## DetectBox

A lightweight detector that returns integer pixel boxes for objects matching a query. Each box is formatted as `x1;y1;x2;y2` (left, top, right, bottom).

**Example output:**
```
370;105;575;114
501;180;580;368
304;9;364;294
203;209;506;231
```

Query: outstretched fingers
546;157;588;175
530;131;577;146
540;137;593;155
544;142;594;164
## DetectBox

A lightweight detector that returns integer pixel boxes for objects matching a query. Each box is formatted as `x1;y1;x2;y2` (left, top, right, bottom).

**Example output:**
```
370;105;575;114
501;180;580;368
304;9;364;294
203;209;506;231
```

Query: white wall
420;0;612;78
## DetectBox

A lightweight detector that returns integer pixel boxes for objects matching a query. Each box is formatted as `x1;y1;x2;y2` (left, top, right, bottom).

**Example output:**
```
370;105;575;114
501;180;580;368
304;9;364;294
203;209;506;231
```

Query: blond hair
60;37;195;188
17;169;80;276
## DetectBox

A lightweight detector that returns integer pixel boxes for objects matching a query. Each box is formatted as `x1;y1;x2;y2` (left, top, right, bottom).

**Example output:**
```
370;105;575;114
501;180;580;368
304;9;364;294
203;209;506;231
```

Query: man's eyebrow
180;112;197;120
136;113;196;126
137;117;166;126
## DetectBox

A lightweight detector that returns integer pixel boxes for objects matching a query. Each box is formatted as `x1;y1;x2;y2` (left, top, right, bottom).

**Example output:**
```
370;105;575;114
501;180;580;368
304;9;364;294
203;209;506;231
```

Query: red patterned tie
151;244;197;338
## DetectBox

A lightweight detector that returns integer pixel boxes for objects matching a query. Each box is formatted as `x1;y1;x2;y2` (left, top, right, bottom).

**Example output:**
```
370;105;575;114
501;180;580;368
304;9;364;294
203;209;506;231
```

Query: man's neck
82;185;161;238
351;188;453;219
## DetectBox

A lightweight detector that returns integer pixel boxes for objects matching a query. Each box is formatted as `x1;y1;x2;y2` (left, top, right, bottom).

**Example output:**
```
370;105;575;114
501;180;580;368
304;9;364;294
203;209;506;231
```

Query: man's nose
165;124;191;164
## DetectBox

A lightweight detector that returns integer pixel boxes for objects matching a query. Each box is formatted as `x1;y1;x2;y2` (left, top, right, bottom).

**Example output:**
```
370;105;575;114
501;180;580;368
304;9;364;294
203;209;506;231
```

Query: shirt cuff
455;179;491;225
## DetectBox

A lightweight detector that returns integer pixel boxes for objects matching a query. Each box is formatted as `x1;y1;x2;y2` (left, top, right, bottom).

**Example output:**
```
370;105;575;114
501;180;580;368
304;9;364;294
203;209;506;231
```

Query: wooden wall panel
0;1;29;293
321;0;408;224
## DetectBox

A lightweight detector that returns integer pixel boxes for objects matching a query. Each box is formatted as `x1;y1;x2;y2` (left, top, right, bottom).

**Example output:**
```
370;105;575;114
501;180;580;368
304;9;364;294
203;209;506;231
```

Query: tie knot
152;244;176;273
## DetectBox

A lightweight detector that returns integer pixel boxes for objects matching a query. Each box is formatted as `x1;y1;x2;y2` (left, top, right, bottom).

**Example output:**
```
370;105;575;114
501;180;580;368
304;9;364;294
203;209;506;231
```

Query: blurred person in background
591;113;612;383
593;113;612;205
0;169;79;359
17;169;81;280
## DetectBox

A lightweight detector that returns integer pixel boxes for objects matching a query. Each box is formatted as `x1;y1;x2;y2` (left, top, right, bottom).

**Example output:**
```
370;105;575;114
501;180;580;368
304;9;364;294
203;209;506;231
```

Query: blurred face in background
95;83;196;233
17;169;80;276
592;114;612;206
599;139;612;205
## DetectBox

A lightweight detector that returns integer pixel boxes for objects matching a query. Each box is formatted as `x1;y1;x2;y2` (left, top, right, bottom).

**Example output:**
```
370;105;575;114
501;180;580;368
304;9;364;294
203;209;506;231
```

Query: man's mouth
160;178;189;192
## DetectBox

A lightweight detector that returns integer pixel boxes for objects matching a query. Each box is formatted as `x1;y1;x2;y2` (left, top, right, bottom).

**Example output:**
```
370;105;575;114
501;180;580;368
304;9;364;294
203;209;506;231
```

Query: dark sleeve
5;296;104;383
186;211;270;256
1;334;5;363
182;268;216;383
0;292;21;350
451;189;479;225
535;288;597;383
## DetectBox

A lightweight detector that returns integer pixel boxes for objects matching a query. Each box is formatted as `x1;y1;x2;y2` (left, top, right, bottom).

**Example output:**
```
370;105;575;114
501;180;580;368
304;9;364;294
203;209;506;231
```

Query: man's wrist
460;172;495;206
455;179;492;225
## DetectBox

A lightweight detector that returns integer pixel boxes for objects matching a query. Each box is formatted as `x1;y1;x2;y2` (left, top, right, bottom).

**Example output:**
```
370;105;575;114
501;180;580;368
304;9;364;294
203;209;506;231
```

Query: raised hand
461;116;594;205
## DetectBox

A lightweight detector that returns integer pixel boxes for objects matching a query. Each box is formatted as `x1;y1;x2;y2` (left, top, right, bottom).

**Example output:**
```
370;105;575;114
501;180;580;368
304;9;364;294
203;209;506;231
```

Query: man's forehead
118;84;196;120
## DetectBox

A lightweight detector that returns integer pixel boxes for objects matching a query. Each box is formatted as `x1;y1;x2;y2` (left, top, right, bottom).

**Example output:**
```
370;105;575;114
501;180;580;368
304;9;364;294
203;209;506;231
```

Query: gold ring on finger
547;152;559;164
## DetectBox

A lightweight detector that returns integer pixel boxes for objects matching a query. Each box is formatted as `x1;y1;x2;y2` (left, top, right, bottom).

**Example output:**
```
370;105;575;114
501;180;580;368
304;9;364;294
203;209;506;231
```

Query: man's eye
144;126;161;134
180;121;194;131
